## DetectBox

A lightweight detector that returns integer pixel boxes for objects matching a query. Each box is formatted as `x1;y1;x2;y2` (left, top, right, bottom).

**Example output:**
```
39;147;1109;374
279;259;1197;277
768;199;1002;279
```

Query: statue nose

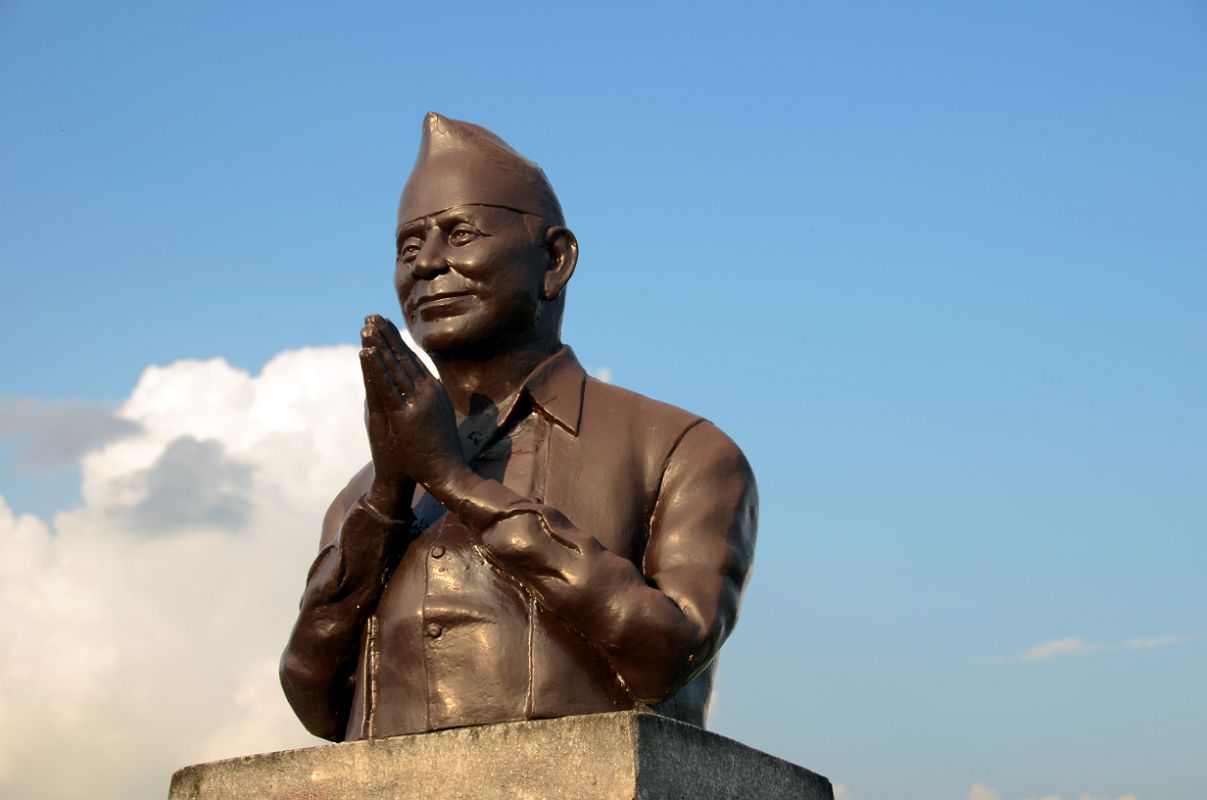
412;239;449;278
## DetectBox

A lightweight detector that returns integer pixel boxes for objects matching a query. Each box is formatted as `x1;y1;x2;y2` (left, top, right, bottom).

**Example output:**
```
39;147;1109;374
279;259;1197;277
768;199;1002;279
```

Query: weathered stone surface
168;711;832;800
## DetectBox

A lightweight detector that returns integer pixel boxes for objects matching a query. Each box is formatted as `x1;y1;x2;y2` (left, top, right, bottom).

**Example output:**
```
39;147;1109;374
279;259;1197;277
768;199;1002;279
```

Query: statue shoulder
581;377;749;467
583;376;700;431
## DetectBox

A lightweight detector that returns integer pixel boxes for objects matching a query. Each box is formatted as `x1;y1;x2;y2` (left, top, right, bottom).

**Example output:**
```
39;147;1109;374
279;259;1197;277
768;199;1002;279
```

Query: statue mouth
415;290;473;306
412;290;476;317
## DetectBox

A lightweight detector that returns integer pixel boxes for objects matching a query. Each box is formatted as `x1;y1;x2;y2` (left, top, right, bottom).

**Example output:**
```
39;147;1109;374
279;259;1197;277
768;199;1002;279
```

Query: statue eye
399;238;423;260
448;227;480;246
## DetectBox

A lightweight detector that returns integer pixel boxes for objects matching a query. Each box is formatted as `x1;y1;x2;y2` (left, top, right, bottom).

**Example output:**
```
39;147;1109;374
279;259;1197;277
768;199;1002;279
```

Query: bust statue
280;113;758;741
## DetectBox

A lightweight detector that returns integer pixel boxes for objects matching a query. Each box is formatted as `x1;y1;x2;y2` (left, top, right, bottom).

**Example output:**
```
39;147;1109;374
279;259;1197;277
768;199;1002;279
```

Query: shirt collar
494;346;585;436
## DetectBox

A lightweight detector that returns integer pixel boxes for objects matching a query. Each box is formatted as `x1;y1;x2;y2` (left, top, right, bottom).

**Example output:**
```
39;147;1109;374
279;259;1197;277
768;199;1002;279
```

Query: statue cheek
448;253;488;277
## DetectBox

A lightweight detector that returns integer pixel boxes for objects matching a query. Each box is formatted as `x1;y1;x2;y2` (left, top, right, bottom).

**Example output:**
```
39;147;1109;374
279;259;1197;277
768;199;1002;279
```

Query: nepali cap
398;112;565;229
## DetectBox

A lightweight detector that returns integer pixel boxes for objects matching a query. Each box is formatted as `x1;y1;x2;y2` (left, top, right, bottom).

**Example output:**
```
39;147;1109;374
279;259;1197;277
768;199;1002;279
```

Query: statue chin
404;307;487;356
409;327;514;365
408;304;545;362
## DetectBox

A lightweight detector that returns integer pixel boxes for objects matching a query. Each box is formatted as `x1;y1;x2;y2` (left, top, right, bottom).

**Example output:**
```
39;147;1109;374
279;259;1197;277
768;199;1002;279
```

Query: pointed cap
398;112;564;228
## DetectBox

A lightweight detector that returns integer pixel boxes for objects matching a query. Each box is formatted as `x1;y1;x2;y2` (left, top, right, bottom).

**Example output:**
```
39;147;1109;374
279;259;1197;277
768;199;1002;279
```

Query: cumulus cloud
124;436;253;532
0;344;384;799
969;784;1003;800
0;397;140;469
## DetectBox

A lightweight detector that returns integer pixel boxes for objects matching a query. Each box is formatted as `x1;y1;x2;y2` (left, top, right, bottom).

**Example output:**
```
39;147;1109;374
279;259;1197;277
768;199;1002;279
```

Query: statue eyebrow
434;209;483;228
396;220;428;244
396;208;489;249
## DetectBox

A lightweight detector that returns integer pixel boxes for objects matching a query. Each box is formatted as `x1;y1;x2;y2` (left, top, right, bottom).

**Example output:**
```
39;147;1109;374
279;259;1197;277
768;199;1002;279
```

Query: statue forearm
280;497;414;740
477;508;732;701
442;423;757;703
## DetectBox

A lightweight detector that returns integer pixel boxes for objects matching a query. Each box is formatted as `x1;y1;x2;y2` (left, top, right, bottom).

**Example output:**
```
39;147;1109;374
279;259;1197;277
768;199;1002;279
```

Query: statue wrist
365;480;414;520
424;463;480;508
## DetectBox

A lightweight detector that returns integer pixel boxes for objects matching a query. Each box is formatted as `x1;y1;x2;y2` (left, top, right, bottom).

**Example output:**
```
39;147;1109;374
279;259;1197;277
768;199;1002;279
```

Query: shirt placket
419;405;552;728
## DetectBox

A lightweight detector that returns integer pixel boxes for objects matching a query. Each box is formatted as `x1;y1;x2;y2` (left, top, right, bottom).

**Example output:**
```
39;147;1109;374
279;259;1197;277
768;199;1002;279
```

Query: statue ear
542;226;578;301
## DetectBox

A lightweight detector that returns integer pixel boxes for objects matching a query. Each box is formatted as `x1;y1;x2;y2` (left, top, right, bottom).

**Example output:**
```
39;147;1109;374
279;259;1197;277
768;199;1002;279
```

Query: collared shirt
281;347;757;741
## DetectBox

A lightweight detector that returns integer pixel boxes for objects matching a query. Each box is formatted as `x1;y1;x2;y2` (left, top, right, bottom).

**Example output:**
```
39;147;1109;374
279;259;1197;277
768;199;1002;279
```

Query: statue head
395;113;578;358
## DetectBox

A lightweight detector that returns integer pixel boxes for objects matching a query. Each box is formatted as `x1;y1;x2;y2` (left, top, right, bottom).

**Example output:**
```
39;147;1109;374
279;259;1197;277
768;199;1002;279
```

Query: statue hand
360;384;415;519
359;315;472;508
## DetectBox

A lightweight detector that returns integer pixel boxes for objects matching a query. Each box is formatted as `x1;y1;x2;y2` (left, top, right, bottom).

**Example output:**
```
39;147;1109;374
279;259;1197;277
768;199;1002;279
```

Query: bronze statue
280;113;758;741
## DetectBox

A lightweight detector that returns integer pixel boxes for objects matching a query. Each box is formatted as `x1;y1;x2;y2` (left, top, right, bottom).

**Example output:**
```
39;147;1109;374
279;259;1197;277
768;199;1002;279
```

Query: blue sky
1;2;1205;799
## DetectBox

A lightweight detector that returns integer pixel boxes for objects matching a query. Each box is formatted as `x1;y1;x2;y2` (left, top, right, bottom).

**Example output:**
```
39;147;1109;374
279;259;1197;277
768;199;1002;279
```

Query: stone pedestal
168;711;832;799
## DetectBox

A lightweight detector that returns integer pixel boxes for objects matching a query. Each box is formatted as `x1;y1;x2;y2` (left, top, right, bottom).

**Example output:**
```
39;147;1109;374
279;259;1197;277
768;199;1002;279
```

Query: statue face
395;204;548;355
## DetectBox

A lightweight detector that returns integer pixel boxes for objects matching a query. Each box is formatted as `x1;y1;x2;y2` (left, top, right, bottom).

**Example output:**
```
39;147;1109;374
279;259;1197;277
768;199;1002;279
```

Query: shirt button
425;623;443;639
430;545;445;559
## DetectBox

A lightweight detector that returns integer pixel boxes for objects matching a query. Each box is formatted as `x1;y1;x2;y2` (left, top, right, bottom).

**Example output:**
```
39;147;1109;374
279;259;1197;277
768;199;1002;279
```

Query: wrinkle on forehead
396;204;544;246
397;203;535;233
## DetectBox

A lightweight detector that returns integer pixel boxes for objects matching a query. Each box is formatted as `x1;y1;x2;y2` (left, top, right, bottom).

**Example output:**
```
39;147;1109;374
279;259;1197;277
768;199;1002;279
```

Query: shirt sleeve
459;420;758;703
279;473;415;741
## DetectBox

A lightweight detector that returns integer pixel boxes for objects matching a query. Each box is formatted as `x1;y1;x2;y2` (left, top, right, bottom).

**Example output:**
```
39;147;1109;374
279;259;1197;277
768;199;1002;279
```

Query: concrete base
168;711;832;799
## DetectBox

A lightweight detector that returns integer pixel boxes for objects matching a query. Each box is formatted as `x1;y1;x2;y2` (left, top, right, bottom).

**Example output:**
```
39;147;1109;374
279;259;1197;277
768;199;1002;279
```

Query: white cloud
0;397;140;469
1021;637;1100;662
0;343;379;799
591;366;613;383
968;783;1002;800
833;783;852;800
1019;633;1201;662
974;784;1137;800
1123;634;1198;650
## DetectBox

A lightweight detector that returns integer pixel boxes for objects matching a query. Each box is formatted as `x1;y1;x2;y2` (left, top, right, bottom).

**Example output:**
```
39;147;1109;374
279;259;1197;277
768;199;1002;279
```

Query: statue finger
365;322;424;392
362;316;398;359
371;341;416;400
392;334;433;387
375;318;430;384
360;346;401;410
360;320;379;348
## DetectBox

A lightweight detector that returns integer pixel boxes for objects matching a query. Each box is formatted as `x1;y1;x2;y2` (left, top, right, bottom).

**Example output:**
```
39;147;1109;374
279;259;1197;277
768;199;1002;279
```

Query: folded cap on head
398;112;565;229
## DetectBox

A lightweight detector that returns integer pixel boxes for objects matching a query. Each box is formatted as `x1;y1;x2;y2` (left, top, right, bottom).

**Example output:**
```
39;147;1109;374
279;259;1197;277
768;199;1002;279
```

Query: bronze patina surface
280;114;758;742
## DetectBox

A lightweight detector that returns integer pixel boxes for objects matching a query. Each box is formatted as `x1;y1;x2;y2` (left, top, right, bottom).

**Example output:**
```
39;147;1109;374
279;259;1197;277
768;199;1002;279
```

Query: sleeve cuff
358;493;414;527
322;495;414;592
454;475;544;531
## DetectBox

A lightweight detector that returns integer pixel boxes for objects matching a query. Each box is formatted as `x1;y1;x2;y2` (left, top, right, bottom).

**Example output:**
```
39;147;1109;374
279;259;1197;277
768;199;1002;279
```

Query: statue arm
279;465;414;741
455;420;758;702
